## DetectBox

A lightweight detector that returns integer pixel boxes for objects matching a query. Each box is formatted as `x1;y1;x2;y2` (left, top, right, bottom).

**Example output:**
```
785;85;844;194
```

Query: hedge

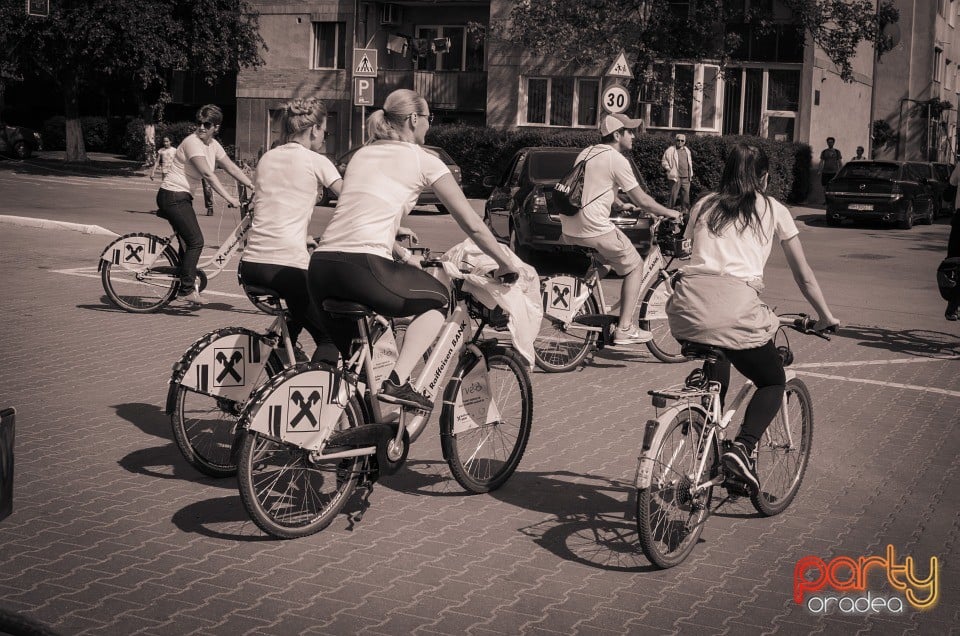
41;116;118;152
121;119;233;162
426;124;812;204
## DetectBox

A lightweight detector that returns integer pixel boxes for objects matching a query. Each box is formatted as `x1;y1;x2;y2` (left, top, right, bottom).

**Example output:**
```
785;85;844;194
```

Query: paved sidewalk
0;224;958;635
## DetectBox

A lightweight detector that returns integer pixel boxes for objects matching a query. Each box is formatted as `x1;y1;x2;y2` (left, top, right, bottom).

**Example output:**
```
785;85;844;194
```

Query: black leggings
238;261;338;363
704;340;786;453
156;188;203;289
308;251;449;356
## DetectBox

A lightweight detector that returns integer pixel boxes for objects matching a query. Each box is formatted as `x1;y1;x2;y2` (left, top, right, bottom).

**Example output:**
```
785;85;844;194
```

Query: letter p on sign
355;78;374;106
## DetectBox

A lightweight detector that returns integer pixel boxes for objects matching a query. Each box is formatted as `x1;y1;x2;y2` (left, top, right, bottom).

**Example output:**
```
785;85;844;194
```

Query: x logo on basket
288;390;322;429
215;351;243;383
124;244;144;262
551;284;571;309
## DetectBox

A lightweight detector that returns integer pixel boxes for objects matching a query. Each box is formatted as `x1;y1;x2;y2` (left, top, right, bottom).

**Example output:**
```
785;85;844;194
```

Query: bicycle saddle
323;299;375;318
679;341;726;363
241;283;282;302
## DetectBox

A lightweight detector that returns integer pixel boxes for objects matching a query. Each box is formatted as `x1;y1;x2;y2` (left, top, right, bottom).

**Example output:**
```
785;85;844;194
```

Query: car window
836;162;899;180
528;152;578;182
506;154;525;186
907;163;931;178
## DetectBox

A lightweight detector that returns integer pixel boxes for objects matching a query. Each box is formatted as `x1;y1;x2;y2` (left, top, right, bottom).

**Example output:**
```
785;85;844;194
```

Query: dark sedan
0;122;42;159
483;146;651;259
933;162;956;216
824;161;936;229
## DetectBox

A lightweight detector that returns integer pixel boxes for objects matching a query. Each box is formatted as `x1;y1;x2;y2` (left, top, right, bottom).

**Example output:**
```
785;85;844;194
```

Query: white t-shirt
560;145;640;238
682;194;800;282
242;143;343;270
157;146;176;171
160;133;226;195
316;141;450;259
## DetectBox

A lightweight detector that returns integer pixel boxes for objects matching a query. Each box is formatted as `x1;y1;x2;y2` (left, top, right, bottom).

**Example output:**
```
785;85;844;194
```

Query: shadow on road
171;496;272;542
0;155;143;178
836;324;960;357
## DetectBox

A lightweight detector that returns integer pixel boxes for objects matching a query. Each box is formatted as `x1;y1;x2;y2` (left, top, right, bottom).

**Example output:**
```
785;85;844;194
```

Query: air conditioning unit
380;3;402;26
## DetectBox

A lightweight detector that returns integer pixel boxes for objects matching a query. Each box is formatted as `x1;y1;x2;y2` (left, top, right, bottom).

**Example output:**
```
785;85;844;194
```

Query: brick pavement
0;224;958;635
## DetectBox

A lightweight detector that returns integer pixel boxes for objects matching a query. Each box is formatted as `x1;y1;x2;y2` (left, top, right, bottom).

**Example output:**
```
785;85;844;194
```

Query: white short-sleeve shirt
682;194;800;282
242;143;343;270
316;141;450;260
560;145;640;239
160;133;226;195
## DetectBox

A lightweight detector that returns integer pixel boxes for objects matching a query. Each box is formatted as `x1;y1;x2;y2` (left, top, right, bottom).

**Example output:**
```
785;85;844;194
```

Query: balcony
375;71;487;111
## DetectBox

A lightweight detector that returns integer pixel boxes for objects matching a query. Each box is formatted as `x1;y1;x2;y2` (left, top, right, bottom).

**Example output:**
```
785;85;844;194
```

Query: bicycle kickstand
346;481;376;531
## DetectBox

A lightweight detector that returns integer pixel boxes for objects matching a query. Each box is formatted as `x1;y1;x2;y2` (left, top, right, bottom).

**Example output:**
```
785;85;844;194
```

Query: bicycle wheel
751;378;814;516
440;345;532;493
237;393;366;539
101;245;180;313
639;274;685;363
171;351;285;478
534;276;599;372
636;407;716;568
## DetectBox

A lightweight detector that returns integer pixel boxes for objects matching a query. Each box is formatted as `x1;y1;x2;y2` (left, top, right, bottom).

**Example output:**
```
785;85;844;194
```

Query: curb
0;215;118;238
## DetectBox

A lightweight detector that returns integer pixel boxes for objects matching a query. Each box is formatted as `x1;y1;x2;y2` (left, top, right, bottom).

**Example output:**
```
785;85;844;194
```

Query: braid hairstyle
699;143;772;241
365;89;428;142
279;97;328;143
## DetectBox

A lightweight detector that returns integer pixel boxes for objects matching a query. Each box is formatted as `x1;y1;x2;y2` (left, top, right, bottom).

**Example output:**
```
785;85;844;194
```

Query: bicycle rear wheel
639;274;685;363
440;345;532;493
636;407;715;568
101;247;179;313
171;351;286;478
237;394;366;539
751;378;813;516
534;276;599;372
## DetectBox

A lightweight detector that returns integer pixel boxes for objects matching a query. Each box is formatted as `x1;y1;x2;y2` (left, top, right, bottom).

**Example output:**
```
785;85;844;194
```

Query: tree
496;0;898;90
0;0;265;161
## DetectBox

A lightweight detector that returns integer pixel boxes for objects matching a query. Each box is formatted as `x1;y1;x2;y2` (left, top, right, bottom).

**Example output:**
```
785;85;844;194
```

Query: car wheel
434;204;449;214
13;141;30;159
923;202;935;225
825;213;841;227
508;224;531;262
316;190;329;207
898;202;914;230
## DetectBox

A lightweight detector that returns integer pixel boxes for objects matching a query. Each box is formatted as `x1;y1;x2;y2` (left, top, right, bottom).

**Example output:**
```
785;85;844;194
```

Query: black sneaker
722;441;759;495
946;303;959;321
378;378;433;412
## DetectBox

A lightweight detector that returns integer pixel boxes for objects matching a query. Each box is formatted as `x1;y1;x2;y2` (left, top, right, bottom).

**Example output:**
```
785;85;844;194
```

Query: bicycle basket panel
103;234;169;270
656;224;691;259
465;293;510;330
541;274;584;322
453;358;502;434
178;331;272;402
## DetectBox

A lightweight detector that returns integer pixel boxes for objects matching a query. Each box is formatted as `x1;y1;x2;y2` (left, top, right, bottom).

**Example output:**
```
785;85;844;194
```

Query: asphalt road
0;164;957;636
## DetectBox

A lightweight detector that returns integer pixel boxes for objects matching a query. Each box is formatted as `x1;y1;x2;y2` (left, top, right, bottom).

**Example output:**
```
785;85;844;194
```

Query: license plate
848;204;874;211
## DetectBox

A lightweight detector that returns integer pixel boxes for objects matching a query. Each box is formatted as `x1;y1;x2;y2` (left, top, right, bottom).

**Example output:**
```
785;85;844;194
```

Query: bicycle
534;215;689;372
166;276;409;478
97;186;252;313
234;250;533;539
634;314;834;568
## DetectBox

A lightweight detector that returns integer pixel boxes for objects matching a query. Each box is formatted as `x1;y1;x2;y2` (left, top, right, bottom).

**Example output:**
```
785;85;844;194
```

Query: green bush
41;116;115;152
42;116;67;151
121;118;148;161
426;124;812;204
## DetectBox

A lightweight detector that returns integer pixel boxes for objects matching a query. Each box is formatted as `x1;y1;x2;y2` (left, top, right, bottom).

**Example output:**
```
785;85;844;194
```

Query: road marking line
49;267;245;298
794;356;960;368
797;371;960;398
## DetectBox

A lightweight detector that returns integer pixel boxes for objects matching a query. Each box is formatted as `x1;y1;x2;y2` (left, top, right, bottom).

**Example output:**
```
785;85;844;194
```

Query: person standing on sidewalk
819;137;842;203
156;104;254;305
661;133;693;212
944;163;960;320
560;113;681;346
149;136;176;181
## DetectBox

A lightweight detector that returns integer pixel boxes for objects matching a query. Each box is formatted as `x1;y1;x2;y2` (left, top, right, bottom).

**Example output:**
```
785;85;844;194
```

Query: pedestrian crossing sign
606;50;633;78
353;48;378;77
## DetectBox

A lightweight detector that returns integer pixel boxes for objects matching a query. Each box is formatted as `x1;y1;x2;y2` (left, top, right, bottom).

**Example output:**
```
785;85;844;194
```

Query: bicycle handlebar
780;313;837;340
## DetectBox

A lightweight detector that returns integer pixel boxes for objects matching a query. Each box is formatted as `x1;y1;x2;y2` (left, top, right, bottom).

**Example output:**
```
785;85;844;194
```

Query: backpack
553;147;610;217
936;257;960;301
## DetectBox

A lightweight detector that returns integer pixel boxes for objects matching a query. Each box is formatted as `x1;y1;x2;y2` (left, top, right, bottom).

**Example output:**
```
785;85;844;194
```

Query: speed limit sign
601;85;630;114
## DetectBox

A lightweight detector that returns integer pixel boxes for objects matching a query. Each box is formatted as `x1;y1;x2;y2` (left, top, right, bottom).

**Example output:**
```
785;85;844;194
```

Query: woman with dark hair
239;97;342;361
309;88;518;412
156;104;254;305
667;144;840;493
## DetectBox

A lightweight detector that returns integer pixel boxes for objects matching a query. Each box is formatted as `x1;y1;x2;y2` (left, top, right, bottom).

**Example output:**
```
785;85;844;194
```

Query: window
948;59;954;90
934;48;943;82
643;62;722;131
521;77;600;127
415;26;485;71
312;22;346;69
722;66;801;140
956;64;960;92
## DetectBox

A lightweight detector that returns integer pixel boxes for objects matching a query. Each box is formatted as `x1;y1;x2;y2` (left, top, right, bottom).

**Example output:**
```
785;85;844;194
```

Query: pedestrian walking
149;136;176;181
851;146;866;161
819;137;843;202
661;133;693;212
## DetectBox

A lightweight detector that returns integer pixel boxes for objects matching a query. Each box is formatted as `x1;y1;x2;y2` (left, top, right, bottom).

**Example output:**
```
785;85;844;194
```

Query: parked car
483;146;651;259
932;162;956;216
317;144;462;211
824;160;936;229
908;161;949;217
0;122;42;159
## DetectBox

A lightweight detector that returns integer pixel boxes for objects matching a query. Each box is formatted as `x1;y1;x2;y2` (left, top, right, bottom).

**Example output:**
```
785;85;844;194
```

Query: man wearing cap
560;113;681;346
661;133;693;212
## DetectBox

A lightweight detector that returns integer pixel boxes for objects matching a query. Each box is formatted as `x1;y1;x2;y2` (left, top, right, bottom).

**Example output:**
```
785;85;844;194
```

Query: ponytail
366;89;429;142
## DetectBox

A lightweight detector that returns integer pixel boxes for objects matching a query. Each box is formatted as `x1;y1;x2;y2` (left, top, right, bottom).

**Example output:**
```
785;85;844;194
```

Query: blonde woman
309;89;518;411
239;97;342;361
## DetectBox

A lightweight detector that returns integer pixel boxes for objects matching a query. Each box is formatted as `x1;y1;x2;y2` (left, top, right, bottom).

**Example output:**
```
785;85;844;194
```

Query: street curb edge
0;215;119;238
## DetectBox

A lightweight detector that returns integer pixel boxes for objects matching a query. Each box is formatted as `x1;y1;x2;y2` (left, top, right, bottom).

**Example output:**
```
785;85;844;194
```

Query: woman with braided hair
238;97;342;362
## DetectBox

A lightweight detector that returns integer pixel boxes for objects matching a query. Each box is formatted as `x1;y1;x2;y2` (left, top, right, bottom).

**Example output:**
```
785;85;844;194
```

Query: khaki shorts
562;228;642;275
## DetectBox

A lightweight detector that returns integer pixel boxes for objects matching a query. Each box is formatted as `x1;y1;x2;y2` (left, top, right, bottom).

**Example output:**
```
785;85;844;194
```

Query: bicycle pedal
724;478;752;497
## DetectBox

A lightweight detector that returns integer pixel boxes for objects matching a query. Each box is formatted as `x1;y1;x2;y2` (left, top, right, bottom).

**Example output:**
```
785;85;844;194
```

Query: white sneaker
613;325;652;345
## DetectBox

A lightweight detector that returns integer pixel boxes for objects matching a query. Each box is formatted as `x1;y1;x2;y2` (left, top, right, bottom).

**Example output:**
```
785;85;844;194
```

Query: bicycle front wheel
636;407;715;568
171;351;285;478
237;395;366;539
101;246;179;313
751;378;813;516
440;345;532;493
534;276;599;372
638;274;685;363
